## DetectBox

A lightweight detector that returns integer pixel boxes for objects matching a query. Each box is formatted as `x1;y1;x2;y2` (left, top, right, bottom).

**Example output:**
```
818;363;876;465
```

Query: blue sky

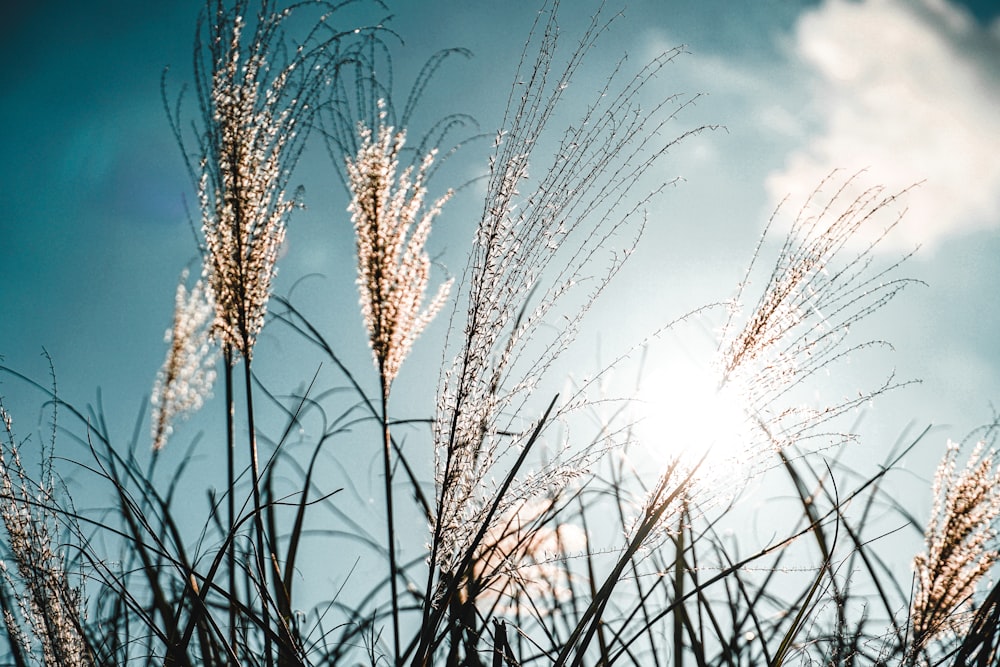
2;0;1000;562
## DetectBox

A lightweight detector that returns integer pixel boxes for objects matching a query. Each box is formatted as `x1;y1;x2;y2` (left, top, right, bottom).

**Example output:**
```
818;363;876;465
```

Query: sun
632;349;759;485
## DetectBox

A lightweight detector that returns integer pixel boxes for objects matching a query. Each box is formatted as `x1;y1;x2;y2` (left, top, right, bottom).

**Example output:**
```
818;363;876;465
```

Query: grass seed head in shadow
468;498;583;611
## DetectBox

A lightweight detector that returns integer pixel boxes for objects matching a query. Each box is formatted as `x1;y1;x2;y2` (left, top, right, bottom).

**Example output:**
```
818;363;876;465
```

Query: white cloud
767;0;1000;252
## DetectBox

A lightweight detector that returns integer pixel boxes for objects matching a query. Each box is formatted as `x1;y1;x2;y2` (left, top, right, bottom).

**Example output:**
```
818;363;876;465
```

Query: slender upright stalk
224;345;238;658
242;357;273;667
380;375;401;666
673;499;688;667
343;117;452;664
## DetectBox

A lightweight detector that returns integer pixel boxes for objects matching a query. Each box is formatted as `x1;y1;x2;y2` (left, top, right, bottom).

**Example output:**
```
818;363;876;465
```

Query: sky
2;0;1000;598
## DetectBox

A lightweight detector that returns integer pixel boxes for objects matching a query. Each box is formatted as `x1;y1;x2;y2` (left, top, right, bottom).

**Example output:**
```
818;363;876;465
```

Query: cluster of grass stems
2;1;1000;666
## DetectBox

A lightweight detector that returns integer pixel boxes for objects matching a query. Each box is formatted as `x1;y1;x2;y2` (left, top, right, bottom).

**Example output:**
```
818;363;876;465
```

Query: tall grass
1;1;997;666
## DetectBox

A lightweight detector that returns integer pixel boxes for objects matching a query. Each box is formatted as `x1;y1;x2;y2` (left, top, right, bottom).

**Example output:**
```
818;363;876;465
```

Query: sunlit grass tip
0;401;92;666
345;104;454;388
910;437;1000;653
151;269;218;451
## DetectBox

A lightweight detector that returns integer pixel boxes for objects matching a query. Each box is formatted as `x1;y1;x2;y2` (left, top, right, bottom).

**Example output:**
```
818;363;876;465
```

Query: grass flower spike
346;113;453;388
0;402;92;666
910;438;1000;653
195;5;297;361
151;270;218;451
719;174;915;454
343;111;453;664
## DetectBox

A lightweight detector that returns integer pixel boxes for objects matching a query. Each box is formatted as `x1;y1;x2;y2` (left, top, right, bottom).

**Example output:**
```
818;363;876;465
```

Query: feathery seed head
910;438;1000;649
195;4;301;360
151;270;218;451
0;402;92;666
345;112;453;388
718;173;915;453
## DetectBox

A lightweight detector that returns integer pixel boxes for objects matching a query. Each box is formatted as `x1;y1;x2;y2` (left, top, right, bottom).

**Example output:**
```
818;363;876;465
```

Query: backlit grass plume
416;2;711;663
0;401;92;667
346;113;453;388
167;0;340;361
909;438;1000;657
719;173;916;454
429;5;704;577
344;111;453;664
150;270;217;451
194;4;295;360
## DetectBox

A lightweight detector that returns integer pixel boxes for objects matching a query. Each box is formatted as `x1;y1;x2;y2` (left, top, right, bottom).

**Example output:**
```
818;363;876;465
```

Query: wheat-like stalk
346;110;453;388
163;3;348;661
910;438;1000;655
719;172;917;456
151;270;218;451
196;7;296;360
0;402;92;667
343;108;454;665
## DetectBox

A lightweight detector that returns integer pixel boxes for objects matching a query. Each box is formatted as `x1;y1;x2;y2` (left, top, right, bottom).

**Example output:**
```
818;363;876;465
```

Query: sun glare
633;352;758;485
